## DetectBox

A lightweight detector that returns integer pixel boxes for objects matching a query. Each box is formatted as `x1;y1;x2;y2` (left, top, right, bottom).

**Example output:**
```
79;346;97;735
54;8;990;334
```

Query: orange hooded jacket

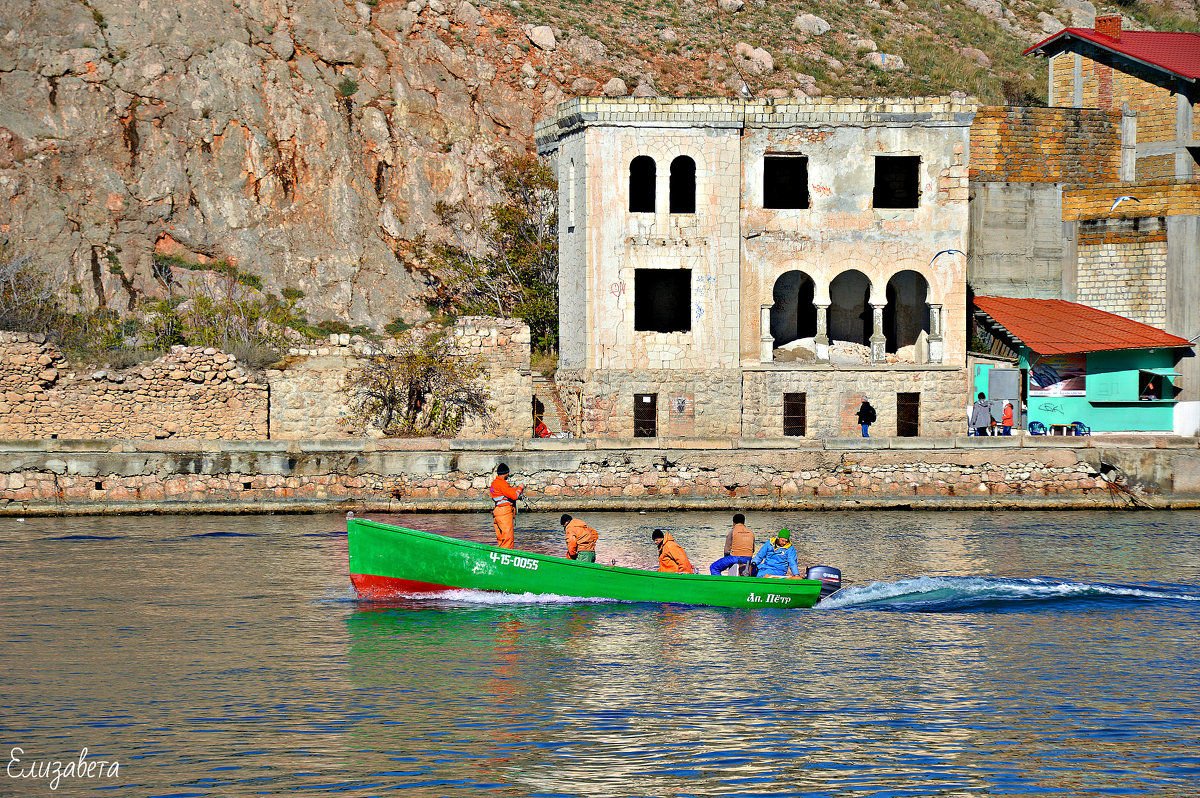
564;518;598;558
656;532;693;573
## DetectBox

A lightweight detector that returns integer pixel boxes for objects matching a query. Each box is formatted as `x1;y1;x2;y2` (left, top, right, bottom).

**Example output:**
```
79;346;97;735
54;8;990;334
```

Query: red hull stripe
351;572;459;599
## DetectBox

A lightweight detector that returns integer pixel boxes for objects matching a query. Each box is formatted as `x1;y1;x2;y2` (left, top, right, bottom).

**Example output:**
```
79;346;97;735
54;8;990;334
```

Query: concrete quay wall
0;437;1198;515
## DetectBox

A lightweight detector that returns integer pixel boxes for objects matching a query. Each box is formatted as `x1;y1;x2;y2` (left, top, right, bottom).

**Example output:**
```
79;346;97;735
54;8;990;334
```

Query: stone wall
741;368;968;438
969;106;1121;183
269;318;533;440
1;437;1198;515
0;333;268;439
556;366;968;438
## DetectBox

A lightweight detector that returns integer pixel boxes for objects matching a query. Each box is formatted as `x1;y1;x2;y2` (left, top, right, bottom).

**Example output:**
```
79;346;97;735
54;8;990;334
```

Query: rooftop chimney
1096;14;1122;42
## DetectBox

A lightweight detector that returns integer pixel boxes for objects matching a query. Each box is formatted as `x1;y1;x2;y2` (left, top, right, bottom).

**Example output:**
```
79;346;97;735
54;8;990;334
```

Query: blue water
2;510;1199;796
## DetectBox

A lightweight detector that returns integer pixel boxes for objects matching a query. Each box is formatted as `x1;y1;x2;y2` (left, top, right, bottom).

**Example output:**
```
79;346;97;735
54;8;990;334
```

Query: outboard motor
806;565;842;602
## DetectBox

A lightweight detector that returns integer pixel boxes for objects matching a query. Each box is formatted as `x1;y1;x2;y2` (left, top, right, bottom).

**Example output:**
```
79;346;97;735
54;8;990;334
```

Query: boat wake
356;589;622;607
819;575;1200;612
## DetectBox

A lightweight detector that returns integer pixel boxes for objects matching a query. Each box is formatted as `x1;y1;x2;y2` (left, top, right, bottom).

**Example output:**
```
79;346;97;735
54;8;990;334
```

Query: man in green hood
750;528;801;577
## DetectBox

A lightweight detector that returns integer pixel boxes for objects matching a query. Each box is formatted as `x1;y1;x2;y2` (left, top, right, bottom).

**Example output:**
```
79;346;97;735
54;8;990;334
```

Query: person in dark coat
969;392;992;436
856;397;876;437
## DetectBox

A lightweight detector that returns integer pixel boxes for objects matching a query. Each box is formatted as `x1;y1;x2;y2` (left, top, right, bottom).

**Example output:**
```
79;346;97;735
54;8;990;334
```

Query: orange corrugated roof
1025;28;1200;81
974;297;1191;355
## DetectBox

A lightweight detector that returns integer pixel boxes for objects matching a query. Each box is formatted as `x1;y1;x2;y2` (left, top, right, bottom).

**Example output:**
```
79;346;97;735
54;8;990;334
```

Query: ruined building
536;97;973;438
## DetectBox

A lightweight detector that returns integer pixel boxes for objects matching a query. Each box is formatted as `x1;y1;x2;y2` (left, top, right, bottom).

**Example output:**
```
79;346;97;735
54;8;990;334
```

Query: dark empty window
764;155;809;209
629;156;655;213
783;393;807;437
634;269;691;332
873;156;920;209
897;392;920;437
634;394;658;437
669;156;695;214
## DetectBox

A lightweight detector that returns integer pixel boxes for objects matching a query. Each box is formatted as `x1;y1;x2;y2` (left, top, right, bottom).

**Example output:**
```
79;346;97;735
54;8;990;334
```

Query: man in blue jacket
751;528;801;577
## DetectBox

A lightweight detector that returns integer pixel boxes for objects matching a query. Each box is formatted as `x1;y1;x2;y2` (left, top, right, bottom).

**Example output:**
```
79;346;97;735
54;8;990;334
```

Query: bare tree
343;329;491;436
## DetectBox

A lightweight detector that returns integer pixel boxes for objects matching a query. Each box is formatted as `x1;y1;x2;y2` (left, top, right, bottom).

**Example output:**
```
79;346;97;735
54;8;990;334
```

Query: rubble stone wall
0;333;268;439
1;438;1197;514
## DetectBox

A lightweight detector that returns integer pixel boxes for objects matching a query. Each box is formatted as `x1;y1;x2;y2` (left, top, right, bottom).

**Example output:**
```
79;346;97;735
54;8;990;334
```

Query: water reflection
1;511;1198;796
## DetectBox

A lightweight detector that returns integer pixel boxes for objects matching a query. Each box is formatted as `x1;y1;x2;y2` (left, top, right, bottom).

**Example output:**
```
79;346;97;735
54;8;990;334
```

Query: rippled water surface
3;509;1200;797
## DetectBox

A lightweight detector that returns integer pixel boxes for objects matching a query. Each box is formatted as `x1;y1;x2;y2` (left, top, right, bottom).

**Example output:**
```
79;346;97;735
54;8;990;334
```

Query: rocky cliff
0;0;1193;329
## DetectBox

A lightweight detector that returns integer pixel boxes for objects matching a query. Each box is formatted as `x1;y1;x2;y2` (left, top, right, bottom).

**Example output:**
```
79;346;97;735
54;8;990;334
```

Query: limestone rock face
0;0;564;329
792;13;831;36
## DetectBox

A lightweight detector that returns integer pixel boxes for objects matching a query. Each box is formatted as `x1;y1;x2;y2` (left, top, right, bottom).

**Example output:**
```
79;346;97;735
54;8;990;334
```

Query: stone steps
532;374;571;436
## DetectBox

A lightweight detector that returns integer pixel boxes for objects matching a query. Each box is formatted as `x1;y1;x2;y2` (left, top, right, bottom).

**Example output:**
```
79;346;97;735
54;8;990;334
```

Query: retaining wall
1;436;1197;515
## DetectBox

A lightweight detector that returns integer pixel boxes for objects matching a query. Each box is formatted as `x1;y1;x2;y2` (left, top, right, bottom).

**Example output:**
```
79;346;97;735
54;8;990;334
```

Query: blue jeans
710;555;752;576
861;424;869;437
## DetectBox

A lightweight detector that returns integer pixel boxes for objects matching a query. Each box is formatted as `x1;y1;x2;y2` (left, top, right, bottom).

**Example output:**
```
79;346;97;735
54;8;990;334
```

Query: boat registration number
746;592;792;605
490;551;540;571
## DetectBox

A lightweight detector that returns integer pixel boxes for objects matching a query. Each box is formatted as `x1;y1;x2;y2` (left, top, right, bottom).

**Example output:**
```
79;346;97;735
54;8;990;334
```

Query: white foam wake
818;575;1200;610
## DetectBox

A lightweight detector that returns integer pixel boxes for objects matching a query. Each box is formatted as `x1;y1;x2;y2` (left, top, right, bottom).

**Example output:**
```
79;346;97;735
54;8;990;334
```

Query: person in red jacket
489;463;524;549
1001;401;1014;436
652;529;693;573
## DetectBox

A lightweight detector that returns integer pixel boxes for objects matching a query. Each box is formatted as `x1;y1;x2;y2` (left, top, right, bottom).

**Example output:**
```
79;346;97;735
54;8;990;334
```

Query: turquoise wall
1020;348;1177;432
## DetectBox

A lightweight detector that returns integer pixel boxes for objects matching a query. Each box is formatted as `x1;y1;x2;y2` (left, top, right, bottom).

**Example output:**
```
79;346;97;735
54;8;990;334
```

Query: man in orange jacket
489;462;524;549
652;529;693;573
560;514;599;562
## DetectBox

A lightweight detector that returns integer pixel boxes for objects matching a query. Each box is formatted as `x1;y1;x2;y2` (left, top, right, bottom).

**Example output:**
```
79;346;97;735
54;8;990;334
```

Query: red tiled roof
1025;28;1200;81
974;297;1192;355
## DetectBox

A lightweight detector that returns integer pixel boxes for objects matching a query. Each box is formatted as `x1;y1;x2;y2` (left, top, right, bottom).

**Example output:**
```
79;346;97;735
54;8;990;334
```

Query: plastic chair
1028;421;1047;436
1071;421;1091;436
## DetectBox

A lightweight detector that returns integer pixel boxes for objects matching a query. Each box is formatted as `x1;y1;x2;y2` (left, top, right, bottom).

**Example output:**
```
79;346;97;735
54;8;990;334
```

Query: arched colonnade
762;268;945;364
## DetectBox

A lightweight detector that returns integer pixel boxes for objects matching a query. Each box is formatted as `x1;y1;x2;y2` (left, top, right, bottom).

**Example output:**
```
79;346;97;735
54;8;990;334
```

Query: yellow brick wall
1050;54;1074;106
1062;179;1200;220
970;106;1120;183
1136;155;1176;181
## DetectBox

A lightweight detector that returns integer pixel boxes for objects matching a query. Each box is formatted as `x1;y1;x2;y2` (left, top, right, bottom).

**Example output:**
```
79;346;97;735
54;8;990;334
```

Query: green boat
348;517;840;609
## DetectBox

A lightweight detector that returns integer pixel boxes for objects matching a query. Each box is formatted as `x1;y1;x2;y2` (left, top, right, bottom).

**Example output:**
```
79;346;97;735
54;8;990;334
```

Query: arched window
770;271;817;349
884;270;930;354
828;270;872;345
629;156;655;213
669;156;695;214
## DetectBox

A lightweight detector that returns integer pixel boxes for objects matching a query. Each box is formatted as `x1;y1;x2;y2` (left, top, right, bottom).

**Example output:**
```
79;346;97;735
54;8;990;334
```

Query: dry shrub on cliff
343;328;490;437
0;242;64;335
424;153;559;352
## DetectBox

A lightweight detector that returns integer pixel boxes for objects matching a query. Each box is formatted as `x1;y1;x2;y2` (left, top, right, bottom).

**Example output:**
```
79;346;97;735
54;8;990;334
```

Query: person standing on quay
856;397;876;438
561;514;599;562
709;513;756;575
1001;401;1014;436
489;463;524;549
970;392;992;436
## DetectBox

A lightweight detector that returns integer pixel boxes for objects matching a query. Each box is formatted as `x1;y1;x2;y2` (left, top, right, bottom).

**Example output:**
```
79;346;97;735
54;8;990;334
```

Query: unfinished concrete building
536;97;974;438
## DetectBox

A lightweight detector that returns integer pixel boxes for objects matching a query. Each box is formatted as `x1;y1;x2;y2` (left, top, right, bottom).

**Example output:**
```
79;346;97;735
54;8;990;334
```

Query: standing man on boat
490;463;524;549
751;528;801;577
709;513;756;576
561;514;599;562
652;529;694;573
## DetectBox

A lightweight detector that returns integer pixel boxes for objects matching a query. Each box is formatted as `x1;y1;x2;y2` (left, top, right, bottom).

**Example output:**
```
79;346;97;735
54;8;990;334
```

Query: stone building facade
538;97;974;438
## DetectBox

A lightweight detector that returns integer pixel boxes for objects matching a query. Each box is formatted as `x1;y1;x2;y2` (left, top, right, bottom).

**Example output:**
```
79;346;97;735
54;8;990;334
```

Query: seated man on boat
750;528;801;578
489;463;525;550
652;529;694;573
561;514;599;563
709;513;756;576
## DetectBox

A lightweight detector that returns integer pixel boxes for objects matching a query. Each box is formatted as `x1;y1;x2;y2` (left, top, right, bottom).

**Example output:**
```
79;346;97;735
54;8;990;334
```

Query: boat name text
490;552;539;571
746;593;792;605
7;747;120;791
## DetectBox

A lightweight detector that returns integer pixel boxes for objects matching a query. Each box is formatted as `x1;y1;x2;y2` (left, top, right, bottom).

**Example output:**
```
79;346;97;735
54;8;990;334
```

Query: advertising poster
1029;354;1087;397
